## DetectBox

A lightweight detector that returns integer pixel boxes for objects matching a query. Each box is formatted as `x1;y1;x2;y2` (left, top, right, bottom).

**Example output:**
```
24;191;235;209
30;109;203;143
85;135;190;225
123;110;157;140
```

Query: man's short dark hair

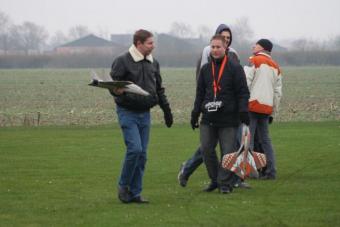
210;34;226;44
133;29;153;46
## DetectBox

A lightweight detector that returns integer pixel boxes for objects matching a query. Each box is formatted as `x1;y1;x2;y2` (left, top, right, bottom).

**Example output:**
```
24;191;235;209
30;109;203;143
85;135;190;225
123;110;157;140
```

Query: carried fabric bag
222;125;266;179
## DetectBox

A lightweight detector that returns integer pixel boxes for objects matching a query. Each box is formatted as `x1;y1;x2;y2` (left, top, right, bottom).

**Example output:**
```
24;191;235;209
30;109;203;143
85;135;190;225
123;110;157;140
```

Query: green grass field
0;67;339;226
1;122;339;226
0;66;339;126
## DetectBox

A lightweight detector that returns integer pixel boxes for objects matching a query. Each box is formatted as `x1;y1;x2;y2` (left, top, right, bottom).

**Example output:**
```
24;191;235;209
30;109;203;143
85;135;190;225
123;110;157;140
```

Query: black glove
163;109;173;128
269;116;273;124
239;112;250;126
191;111;200;130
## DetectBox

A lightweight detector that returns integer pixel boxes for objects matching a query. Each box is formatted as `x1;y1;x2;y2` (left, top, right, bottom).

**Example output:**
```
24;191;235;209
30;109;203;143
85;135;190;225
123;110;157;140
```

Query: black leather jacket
110;52;170;112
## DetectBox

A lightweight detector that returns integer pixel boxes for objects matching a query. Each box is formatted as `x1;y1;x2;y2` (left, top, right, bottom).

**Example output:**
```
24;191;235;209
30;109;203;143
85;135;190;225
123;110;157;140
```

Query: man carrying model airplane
109;29;173;204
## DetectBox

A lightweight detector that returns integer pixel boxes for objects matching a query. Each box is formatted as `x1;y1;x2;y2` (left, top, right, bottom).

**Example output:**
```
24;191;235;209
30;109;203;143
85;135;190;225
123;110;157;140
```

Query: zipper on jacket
141;60;146;87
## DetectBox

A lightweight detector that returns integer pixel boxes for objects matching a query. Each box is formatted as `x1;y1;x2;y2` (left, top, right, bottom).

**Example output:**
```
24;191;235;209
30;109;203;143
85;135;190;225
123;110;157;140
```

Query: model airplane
89;70;150;96
222;125;267;179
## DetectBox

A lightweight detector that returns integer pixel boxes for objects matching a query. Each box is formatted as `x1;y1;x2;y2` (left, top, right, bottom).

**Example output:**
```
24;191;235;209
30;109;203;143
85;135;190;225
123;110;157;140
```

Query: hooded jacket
215;24;233;46
196;24;239;79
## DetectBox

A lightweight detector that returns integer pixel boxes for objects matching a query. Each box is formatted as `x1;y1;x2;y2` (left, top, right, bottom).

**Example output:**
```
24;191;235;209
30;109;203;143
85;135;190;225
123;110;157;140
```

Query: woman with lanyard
191;34;250;194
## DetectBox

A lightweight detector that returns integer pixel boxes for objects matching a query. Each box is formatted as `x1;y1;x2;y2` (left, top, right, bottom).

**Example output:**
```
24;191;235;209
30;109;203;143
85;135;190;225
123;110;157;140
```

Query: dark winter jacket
193;56;250;127
110;46;170;112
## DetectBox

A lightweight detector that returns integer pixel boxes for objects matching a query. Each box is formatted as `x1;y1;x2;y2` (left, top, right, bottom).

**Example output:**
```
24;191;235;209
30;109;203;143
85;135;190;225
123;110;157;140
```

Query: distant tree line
0;54;116;68
0;11;94;55
1;11;340;68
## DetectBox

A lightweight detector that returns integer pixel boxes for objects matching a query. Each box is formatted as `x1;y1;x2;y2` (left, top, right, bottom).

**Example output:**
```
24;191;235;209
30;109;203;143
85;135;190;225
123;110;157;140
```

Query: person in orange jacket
244;39;282;180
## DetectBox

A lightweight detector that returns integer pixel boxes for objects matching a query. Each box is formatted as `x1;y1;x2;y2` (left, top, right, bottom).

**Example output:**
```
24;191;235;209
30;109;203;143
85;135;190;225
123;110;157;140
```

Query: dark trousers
200;124;238;187
249;112;276;177
182;125;241;176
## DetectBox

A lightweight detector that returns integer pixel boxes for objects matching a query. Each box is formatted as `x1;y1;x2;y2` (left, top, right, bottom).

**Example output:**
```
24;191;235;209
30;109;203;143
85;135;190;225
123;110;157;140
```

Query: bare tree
197;25;213;42
68;25;91;40
332;35;340;50
0;11;12;54
49;30;70;48
231;17;254;47
9;22;48;55
96;26;110;40
290;39;307;51
290;39;324;51
169;22;195;38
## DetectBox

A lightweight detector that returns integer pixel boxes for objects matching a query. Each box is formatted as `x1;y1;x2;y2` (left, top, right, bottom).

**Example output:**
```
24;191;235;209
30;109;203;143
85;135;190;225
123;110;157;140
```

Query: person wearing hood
195;24;239;81
178;24;250;191
243;39;282;180
190;34;250;193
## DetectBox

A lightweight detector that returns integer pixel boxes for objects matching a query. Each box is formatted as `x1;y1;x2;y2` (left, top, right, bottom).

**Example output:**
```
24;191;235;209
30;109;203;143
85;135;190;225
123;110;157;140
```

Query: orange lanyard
211;55;227;99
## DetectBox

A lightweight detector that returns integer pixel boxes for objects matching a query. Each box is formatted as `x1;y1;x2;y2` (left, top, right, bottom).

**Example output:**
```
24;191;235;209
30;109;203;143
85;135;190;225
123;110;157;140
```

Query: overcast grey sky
1;0;339;41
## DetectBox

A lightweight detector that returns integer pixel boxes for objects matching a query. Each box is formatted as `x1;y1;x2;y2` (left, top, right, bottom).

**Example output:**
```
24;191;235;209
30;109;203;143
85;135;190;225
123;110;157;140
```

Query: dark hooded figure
195;24;239;80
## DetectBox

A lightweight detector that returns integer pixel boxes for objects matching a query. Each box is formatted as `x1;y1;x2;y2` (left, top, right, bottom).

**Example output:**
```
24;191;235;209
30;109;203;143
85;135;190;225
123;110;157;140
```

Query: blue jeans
249;112;276;177
182;147;204;178
116;106;150;198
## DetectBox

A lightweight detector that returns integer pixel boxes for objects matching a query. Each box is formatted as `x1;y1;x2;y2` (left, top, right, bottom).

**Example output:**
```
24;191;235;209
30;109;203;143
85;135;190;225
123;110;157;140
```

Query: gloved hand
163;108;173;128
239;112;250;126
191;111;200;130
269;116;273;124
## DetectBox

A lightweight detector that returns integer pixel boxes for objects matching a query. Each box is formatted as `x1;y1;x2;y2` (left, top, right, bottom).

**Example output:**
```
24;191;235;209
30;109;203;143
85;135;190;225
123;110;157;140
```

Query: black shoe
118;186;131;203
178;162;188;187
130;196;149;204
219;186;233;194
203;182;218;192
234;181;251;189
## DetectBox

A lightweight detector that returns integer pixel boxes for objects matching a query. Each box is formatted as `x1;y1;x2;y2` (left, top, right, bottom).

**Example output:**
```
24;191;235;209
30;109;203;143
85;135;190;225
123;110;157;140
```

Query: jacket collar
211;54;226;65
255;51;272;58
129;45;153;63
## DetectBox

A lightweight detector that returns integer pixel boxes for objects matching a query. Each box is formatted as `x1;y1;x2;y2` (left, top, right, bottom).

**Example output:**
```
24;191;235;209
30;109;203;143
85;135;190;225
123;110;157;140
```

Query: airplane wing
88;70;149;96
222;145;246;179
222;125;267;179
250;151;267;169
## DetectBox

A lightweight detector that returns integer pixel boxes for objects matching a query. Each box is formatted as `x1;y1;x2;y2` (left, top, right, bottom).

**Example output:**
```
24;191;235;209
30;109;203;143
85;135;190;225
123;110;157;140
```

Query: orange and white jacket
243;52;282;116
